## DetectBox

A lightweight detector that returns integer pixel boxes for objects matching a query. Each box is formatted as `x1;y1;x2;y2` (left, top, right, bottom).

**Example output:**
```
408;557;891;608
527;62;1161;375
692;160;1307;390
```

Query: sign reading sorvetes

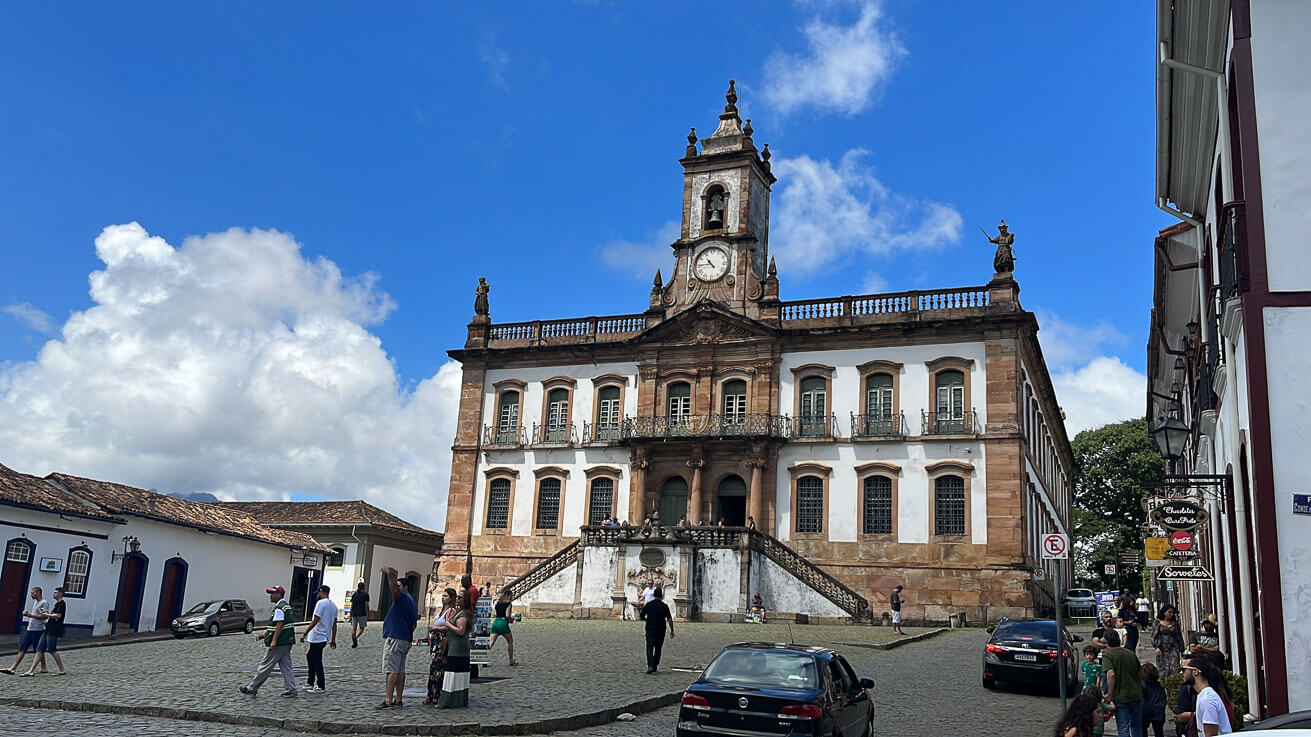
1158;565;1213;581
1151;500;1207;531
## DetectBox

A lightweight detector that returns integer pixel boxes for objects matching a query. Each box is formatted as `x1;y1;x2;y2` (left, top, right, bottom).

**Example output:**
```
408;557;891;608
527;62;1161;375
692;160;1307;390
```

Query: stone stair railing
501;540;580;603
747;530;871;622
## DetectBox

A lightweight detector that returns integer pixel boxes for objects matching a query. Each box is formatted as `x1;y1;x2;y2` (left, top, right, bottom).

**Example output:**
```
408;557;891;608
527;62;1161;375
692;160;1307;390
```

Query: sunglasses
1180;666;1198;672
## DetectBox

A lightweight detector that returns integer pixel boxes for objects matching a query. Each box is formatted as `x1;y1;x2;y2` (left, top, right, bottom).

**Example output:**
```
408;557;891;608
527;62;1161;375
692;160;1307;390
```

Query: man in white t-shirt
641;582;656;605
299;584;338;692
2;588;49;675
1135;594;1151;627
1184;657;1232;735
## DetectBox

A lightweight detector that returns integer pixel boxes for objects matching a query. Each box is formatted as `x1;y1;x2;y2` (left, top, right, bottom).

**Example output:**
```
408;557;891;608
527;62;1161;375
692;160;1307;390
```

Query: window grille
934;476;966;536
796;476;824;533
536;478;562;530
588;478;614;525
486;478;511;529
863;477;893;535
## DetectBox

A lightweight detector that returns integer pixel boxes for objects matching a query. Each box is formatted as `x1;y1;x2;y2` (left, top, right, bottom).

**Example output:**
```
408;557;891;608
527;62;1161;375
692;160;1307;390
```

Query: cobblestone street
0;620;1071;736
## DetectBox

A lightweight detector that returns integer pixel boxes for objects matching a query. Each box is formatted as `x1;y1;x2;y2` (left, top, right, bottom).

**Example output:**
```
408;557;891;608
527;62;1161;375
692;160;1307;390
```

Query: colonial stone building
437;83;1073;625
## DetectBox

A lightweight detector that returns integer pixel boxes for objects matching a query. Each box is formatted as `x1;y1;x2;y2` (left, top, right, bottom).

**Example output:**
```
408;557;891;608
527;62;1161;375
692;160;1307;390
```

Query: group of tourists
1056;599;1236;737
1;586;67;677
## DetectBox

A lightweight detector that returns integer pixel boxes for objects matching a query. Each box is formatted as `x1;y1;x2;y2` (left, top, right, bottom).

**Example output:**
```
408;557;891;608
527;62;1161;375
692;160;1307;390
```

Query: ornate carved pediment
627;566;677;592
637;301;773;347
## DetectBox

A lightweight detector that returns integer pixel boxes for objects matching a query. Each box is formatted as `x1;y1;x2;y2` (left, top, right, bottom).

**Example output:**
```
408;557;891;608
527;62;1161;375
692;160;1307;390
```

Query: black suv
982;618;1081;691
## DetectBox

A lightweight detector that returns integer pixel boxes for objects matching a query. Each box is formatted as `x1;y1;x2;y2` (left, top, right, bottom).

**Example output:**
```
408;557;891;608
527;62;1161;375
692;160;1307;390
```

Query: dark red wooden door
115;556;145;631
156;560;184;628
0;557;32;635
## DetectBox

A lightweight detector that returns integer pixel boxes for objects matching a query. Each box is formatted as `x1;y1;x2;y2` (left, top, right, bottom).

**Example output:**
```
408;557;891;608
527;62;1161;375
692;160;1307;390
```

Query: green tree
1071;418;1164;590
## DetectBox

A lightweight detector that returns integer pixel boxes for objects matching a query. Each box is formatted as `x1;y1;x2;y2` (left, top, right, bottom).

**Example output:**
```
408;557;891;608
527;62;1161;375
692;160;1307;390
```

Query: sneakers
304;685;323;692
239;685;255;695
281;689;298;697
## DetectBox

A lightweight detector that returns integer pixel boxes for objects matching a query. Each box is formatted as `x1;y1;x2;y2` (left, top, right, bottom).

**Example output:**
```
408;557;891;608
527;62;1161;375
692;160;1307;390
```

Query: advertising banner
469;598;493;665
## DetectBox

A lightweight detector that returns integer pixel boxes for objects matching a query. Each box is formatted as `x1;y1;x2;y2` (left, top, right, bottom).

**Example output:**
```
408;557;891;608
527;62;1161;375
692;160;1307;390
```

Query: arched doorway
0;538;36;634
113;552;149;634
716;475;748;526
155;557;189;630
659;476;688;523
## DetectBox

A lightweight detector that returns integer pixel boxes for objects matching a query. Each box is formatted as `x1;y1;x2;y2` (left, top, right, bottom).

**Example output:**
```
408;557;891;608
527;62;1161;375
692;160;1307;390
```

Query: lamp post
1151;415;1190;474
111;535;141;563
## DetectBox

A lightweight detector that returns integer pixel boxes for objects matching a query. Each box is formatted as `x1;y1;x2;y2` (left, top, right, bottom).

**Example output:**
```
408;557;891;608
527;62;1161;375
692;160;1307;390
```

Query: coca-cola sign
1151;500;1206;532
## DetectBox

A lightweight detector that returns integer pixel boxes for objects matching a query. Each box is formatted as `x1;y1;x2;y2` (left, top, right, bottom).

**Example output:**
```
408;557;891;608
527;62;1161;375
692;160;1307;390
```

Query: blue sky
0;2;1164;528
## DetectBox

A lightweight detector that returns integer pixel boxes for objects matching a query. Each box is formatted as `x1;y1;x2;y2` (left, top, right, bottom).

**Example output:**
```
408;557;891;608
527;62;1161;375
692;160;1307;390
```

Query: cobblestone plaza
0;620;1067;736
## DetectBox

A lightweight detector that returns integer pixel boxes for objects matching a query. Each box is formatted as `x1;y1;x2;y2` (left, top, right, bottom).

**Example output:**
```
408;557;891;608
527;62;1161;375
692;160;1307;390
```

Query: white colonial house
1147;0;1311;719
0;463;328;637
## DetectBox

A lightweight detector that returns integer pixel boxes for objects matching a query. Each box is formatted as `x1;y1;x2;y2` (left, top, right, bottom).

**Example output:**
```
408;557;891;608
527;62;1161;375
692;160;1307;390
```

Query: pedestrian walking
2;587;49;675
1053;692;1102;737
640;586;674;674
1134;593;1151;628
488;589;518;666
1188;616;1223;668
239;585;298;697
424;588;457;705
890;584;905;635
435;588;472;708
1140;662;1166;737
1101;629;1144;737
300;584;337;692
349;579;370;648
21;587;66;677
1182;658;1233;735
377;566;418;708
1081;645;1104;692
1150;605;1185;677
641;580;656;605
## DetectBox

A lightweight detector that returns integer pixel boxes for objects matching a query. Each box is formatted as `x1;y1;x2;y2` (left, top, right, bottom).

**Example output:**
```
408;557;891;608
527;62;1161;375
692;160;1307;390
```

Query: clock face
694;247;729;282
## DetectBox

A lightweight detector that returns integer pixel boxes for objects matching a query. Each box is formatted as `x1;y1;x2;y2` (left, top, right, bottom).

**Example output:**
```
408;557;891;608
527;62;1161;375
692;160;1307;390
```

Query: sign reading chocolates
1151;500;1207;532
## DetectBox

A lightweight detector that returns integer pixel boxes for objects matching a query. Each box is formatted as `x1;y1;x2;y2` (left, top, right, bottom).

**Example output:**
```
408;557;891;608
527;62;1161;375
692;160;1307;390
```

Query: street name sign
1041;533;1069;559
1159;565;1213;581
1295;493;1311;516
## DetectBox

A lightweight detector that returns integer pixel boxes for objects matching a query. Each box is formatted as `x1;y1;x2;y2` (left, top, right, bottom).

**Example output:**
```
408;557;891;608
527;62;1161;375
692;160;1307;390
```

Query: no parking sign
1041;533;1069;559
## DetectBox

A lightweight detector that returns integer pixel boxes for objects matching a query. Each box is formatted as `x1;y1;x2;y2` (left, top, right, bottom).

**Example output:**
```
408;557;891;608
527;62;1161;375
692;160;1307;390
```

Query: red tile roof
0;463;122;521
219;500;439;539
46;472;328;552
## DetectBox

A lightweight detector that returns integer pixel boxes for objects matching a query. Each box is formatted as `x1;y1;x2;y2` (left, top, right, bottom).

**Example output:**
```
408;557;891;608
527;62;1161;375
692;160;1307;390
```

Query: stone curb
0;688;686;736
837;627;956;651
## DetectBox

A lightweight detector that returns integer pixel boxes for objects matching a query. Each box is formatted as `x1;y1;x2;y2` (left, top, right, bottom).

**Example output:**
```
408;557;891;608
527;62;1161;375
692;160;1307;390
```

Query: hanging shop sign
1151;500;1207;532
1144;537;1170;560
1158;565;1212;581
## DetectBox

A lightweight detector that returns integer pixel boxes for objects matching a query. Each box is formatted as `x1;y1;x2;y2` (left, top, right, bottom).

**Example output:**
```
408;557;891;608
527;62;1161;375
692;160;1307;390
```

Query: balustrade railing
501;541;580;603
582;422;623;444
531;423;577;445
850;412;905;438
487;313;647;346
579;524;748;547
780;286;990;323
1218;201;1247;301
792;414;837;439
482;424;527;446
622;413;792;440
921;409;979;435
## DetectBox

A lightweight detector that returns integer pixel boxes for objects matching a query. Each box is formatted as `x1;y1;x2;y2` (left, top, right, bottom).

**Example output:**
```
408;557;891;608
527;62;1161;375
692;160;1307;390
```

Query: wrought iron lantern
1150;415;1191;461
111;535;141;563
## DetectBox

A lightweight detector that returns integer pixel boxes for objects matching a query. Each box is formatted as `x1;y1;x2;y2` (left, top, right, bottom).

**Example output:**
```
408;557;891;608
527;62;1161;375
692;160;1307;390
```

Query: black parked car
170;599;256;638
982;618;1081;691
677;642;875;737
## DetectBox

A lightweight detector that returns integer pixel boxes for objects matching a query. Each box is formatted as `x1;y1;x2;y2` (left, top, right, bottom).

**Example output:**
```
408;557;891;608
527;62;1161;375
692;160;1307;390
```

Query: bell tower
657;80;777;318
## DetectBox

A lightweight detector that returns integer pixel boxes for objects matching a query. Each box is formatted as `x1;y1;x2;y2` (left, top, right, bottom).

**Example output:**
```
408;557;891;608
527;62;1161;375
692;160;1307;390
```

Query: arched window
326;547;346;568
796;476;825;533
799;376;828;437
63;547;92;597
934;370;965;432
595;385;621;441
535;477;562;531
496;390;521;444
588;477;614;525
722;379;747;426
862;477;894;535
934;476;966;536
667;382;691;419
486;477;512;529
703;184;727;230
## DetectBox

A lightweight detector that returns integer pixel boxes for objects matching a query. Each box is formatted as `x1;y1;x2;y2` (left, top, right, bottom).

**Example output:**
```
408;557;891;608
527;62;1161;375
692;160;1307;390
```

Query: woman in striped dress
436;588;472;708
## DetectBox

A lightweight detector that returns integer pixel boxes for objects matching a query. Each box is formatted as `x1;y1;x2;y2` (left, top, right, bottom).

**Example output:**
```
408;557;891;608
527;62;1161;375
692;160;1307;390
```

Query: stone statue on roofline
983;220;1016;274
473;277;490;317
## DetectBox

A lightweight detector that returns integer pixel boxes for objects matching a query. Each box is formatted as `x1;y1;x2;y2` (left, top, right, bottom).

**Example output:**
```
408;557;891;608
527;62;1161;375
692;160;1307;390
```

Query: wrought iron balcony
1218;201;1247;301
581;422;623;444
621;413;792;440
531;423;577;445
482;424;526;447
921;409;978;435
850;411;905;438
792;414;838;439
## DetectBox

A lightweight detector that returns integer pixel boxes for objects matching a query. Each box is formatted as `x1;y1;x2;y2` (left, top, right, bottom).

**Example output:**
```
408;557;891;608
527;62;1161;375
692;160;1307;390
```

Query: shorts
351;616;368;629
18;629;42;653
490;617;511;636
891;610;902;624
382;636;412;674
37;632;58;653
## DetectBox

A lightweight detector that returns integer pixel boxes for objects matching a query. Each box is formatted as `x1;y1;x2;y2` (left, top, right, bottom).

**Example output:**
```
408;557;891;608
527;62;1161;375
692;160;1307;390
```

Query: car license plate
1015;653;1037;662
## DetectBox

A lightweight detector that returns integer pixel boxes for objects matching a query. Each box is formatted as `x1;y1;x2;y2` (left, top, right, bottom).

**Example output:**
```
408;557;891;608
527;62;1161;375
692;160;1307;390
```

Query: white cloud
1035;310;1129;373
771;149;962;276
0;223;461;532
3;303;56;334
1051;356;1146;436
763;0;905;117
860;271;889;294
598;220;678;280
479;32;510;90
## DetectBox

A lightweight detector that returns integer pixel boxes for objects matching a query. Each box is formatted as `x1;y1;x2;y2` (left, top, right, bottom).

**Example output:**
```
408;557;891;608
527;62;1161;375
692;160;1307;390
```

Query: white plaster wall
372;543;436;613
481;362;639;435
517;561;576;607
580;546;617;608
0;509;120;634
774;440;984;544
623;546;680;606
473;447;631;537
1259;305;1311;709
1251;0;1311;293
748;553;848;618
321;542;364;614
695;548;742;614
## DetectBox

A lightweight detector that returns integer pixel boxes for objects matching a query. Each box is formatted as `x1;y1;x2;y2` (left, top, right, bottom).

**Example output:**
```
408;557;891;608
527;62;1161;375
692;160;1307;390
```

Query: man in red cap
239;585;298;697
